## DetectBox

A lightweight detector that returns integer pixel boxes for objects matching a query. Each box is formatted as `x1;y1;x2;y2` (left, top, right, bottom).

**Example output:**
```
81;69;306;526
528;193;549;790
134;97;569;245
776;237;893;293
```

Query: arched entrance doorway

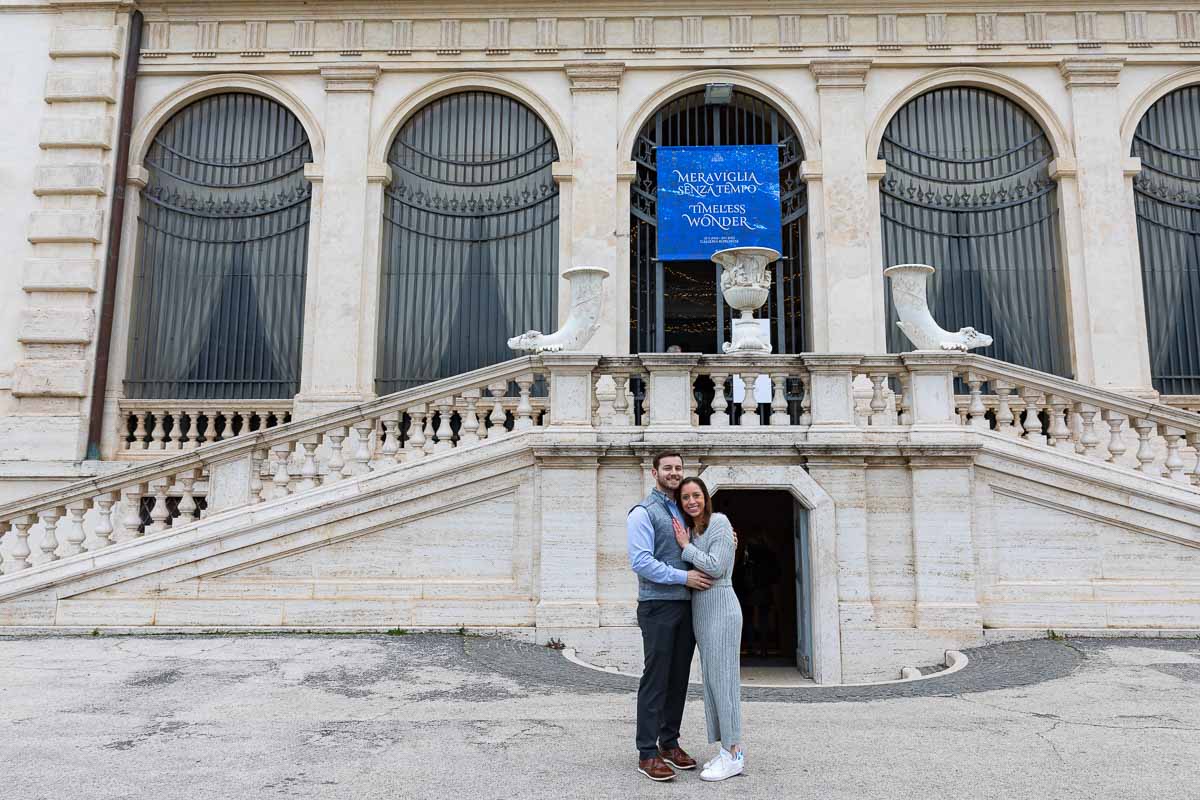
878;86;1070;377
1132;84;1200;395
376;91;560;394
629;87;808;355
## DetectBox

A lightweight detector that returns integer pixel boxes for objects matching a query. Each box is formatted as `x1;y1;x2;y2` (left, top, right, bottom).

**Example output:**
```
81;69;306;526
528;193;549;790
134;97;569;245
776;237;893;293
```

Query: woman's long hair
675;477;713;534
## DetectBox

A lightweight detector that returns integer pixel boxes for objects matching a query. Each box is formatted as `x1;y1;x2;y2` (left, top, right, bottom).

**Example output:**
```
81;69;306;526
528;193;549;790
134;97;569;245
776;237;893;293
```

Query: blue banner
655;145;782;261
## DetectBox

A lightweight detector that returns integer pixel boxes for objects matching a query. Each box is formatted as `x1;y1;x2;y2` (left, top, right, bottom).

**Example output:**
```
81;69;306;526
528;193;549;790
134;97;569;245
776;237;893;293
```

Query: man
627;451;713;781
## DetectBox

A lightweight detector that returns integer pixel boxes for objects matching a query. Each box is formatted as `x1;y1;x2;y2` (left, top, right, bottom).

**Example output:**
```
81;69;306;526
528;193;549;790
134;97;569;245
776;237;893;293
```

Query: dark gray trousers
635;599;696;760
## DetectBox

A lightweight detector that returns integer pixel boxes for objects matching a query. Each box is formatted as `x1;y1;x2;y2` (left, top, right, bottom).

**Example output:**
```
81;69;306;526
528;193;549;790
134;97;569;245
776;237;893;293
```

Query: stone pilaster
294;66;379;419
809;59;885;354
4;3;130;460
1059;58;1154;393
535;450;601;628
564;63;624;355
806;458;872;628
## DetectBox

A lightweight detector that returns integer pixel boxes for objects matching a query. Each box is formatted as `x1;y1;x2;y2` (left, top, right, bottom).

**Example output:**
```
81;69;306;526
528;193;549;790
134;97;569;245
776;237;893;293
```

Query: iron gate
630;88;807;354
126;93;312;399
879;87;1070;378
377;91;560;394
1132;85;1200;395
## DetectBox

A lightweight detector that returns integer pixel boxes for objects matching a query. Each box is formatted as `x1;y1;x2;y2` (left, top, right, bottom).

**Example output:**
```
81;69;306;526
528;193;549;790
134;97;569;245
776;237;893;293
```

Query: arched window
630;88;807;354
1132;85;1200;395
376;91;559;394
878;87;1070;377
126;93;312;399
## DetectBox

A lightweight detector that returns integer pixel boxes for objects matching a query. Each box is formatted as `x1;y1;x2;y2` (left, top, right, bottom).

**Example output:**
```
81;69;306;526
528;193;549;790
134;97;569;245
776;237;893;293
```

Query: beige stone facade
1;1;1199;682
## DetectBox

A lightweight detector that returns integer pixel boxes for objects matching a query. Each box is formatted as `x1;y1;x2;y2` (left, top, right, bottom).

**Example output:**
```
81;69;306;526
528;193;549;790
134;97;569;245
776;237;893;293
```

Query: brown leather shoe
638;756;676;781
659;745;697;770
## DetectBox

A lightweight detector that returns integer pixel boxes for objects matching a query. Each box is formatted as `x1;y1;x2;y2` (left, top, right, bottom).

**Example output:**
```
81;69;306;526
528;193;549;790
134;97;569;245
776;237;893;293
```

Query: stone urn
884;263;993;352
712;246;780;354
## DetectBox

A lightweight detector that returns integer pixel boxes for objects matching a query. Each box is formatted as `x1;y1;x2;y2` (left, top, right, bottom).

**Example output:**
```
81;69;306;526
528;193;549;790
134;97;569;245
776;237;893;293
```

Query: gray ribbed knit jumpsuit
681;512;742;748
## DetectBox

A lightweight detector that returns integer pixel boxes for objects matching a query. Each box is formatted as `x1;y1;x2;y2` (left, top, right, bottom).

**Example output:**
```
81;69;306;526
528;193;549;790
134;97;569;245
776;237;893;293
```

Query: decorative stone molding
878;15;899;51
50;26;122;58
1025;13;1050;49
33;163;108;196
779;15;802;51
810;59;871;89
535;18;558;54
1076;12;1101;49
828;15;850;51
320;65;380;93
632;17;654;52
341;19;364;56
682;16;703;52
487;18;509;55
22;260;99;294
1060;57;1124;87
243;21;266;57
564;62;624;93
583;17;605;53
142;21;168;57
194;21;218;57
1181;11;1200;46
730;16;753;52
389;20;412;56
44;71;117;103
1126;11;1151;47
976;13;1000;49
439;19;461;54
926;14;948;50
291;20;315;56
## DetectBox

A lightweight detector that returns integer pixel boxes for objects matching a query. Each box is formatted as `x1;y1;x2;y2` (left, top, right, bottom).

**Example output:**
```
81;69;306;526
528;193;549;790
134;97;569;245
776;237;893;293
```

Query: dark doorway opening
713;489;809;674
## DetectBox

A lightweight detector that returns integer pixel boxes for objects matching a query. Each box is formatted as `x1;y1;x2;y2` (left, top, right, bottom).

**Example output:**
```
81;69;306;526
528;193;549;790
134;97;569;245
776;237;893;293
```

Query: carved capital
565;62;625;92
1059;57;1124;87
320;65;380;93
810;59;871;89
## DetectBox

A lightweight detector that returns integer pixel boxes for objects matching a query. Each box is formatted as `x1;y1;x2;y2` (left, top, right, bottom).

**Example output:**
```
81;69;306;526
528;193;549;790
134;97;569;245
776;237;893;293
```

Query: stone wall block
27;210;105;244
44;71;118;103
49;26;123;58
18;308;96;345
12;360;89;397
22;259;100;293
33;163;109;196
39;116;114;149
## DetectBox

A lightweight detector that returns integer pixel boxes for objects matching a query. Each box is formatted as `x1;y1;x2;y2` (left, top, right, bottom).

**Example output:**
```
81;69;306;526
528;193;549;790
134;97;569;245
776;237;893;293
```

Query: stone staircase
2;351;1199;682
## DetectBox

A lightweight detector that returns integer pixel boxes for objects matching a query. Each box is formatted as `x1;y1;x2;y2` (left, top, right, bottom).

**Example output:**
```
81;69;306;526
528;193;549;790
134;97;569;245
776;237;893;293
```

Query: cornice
1060;56;1125;86
810;58;872;88
319;64;379;91
564;61;624;92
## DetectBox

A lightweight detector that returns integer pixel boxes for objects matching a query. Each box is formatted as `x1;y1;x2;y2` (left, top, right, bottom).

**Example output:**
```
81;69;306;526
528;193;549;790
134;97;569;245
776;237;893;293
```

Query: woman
672;477;744;781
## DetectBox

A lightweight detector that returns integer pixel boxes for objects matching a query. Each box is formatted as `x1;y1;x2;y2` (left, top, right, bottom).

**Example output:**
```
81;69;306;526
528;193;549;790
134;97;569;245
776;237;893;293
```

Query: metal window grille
126;92;312;399
1132;85;1200;395
879;86;1071;378
376;91;560;395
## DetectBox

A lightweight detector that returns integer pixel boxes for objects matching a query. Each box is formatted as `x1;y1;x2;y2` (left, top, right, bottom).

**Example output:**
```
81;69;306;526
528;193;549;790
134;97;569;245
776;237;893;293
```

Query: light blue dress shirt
627;502;689;587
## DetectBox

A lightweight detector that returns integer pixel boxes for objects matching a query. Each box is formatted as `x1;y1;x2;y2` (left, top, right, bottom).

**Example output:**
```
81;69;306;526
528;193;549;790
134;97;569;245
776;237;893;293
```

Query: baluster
170;411;187;450
250;448;268;501
297;439;319;490
147;478;170;533
993;385;1014;435
954;392;970;427
710;372;730;427
39;507;63;562
799;374;813;426
129;410;148;450
62;501;88;557
640;374;651;426
1047;395;1072;450
1019;387;1046;445
407;406;427;459
690;377;700;427
319;432;345;485
515;377;535;431
1103;410;1128;463
895;373;912;426
92;493;116;551
612;373;631;426
771;374;790;426
1187;432;1200;486
868;374;889;427
966;373;988;430
737;371;759;427
435;397;455;450
351;419;375;474
143;411;163;451
9;515;33;571
487;383;508;437
1075;403;1101;459
460;391;482;445
177;468;199;522
379;412;401;466
272;441;294;496
191;410;206;448
1132;418;1156;473
122;483;145;539
118;412;134;452
1162;426;1186;482
203;412;219;445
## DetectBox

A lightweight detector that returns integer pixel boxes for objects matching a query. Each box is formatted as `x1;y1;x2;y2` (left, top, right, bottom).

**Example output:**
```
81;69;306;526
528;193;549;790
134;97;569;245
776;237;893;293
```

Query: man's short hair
652;451;684;471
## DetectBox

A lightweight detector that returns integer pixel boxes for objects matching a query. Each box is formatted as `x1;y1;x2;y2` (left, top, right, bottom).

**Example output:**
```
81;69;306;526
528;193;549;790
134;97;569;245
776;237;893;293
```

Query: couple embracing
627;452;744;783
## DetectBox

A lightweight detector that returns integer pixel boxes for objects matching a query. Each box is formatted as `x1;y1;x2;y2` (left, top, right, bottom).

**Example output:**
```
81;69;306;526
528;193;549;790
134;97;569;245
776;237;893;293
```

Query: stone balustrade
4;350;1200;576
117;400;294;456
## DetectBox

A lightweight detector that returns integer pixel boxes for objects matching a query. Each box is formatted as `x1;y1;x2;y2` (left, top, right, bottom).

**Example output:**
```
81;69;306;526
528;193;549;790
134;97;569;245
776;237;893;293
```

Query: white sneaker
700;749;744;781
701;752;722;771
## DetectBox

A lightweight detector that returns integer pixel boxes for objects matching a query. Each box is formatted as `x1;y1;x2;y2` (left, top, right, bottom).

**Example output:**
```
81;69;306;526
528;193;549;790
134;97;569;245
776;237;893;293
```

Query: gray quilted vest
631;488;690;601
